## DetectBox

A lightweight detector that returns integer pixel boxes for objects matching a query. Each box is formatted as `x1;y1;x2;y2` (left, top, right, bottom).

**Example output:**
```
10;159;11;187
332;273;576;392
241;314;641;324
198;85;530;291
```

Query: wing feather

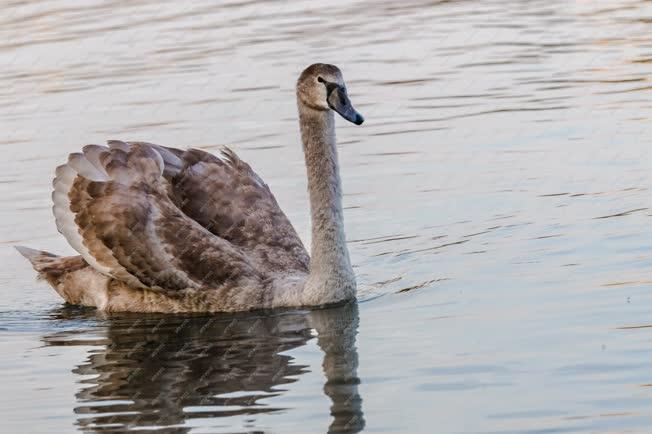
53;142;267;293
52;161;115;276
161;145;310;273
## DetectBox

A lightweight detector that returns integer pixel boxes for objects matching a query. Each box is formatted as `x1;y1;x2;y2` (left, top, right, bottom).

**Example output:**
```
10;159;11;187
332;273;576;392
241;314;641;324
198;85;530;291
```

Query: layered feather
50;141;308;298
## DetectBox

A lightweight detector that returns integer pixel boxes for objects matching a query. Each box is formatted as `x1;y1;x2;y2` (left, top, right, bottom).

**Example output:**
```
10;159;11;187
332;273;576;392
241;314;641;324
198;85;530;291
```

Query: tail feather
16;245;108;307
15;245;58;273
16;245;86;284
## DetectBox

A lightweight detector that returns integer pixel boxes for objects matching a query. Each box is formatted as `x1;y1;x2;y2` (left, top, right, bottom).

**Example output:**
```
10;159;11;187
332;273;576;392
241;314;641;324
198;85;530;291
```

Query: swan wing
122;141;309;274
53;142;262;292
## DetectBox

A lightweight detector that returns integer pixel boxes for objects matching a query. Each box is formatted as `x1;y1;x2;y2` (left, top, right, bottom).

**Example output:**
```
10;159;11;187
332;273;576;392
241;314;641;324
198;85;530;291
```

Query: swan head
297;63;364;125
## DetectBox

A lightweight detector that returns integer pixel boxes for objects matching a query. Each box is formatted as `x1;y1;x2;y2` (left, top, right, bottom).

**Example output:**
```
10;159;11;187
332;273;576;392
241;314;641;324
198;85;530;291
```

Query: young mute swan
16;63;364;313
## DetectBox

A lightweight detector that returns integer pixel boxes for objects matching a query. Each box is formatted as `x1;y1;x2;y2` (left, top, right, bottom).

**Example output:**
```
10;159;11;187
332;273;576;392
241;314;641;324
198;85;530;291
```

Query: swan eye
317;76;325;83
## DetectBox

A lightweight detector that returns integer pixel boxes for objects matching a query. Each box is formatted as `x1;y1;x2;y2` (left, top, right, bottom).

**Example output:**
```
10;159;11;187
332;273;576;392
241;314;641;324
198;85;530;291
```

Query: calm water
1;0;651;432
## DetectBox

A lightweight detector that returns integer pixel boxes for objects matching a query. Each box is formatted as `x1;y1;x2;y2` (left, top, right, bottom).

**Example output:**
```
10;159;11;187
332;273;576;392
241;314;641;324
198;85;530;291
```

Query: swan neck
299;104;355;304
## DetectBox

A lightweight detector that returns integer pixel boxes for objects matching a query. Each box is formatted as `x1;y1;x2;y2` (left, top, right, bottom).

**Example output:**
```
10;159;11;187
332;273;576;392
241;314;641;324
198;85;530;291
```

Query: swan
16;63;364;313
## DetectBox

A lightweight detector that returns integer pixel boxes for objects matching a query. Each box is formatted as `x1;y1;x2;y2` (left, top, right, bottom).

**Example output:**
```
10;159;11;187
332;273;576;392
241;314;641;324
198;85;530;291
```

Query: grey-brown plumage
17;63;364;313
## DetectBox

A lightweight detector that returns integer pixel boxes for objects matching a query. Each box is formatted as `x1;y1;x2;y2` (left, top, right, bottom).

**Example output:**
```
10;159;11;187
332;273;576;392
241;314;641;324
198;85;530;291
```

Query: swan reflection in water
42;302;364;433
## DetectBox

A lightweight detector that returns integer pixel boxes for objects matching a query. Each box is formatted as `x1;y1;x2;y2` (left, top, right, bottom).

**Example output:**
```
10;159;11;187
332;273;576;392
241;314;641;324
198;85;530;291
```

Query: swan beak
327;85;364;125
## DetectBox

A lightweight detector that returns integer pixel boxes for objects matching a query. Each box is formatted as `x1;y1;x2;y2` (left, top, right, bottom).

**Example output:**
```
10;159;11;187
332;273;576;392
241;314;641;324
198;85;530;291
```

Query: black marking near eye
318;78;341;99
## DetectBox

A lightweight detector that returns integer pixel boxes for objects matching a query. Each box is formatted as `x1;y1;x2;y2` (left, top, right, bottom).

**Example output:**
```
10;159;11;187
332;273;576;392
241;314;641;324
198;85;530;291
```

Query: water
1;0;651;432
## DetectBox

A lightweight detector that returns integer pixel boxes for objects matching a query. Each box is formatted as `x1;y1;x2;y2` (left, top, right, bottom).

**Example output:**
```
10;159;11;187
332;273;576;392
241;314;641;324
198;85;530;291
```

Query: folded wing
53;142;279;292
133;141;310;273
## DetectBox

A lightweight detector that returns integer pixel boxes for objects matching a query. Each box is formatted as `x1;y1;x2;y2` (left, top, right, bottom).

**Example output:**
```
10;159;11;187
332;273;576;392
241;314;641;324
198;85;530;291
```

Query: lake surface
1;0;651;432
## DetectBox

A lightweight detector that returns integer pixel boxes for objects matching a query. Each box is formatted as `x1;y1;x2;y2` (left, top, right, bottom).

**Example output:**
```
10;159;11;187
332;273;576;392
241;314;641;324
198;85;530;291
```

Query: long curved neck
299;103;356;305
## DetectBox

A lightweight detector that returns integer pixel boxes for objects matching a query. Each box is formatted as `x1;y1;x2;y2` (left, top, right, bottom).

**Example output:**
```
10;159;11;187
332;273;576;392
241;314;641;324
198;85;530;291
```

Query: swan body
17;63;364;313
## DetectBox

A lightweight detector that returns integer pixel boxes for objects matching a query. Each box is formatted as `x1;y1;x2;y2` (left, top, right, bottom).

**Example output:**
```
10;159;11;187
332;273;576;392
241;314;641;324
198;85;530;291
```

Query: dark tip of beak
354;114;364;125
